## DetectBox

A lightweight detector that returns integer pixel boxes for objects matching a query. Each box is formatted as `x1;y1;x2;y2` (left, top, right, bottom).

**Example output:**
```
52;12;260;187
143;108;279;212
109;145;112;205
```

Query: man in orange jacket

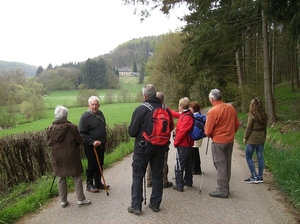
204;89;240;198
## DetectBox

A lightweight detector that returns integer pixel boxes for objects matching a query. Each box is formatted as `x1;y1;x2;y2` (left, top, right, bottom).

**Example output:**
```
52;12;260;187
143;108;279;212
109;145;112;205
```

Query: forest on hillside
124;0;300;125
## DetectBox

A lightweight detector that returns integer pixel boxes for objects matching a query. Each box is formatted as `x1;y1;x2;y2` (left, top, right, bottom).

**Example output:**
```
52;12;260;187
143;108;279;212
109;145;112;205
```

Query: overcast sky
0;0;187;68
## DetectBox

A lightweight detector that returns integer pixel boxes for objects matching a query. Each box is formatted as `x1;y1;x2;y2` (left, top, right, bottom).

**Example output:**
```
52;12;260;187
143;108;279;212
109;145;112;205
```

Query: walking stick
144;176;147;205
49;175;56;195
199;138;210;193
94;146;109;196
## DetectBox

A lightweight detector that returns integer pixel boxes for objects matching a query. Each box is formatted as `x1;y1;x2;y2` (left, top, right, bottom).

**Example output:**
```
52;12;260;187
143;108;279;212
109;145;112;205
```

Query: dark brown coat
46;118;83;177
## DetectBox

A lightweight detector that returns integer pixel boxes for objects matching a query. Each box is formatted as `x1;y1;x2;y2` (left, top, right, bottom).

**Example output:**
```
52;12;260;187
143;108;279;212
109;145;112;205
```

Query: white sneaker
60;201;69;208
78;199;91;207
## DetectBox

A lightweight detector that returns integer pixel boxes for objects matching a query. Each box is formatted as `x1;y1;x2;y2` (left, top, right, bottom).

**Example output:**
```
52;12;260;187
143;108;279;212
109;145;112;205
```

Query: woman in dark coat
46;105;91;208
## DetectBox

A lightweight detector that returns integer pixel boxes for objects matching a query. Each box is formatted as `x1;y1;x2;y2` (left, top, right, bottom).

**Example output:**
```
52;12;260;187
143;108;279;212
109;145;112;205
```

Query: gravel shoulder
17;137;300;224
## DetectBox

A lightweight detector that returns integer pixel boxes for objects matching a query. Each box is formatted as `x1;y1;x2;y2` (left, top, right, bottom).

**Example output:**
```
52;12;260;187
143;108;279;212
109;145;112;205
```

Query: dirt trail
17;137;300;224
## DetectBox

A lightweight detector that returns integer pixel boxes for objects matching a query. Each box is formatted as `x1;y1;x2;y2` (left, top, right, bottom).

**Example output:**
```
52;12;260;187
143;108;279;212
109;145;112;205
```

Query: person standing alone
79;96;110;193
204;89;240;198
244;98;267;184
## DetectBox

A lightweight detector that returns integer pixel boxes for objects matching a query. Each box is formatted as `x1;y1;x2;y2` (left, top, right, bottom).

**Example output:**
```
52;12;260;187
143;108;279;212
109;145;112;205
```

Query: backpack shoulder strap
142;102;154;111
182;112;194;119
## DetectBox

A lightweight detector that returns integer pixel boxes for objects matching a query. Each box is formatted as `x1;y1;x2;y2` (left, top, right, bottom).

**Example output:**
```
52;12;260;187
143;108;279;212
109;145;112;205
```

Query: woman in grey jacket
243;99;267;184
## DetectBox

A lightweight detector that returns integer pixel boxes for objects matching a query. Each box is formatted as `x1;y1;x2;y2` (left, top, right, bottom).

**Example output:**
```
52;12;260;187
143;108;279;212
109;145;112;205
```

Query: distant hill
0;61;38;77
100;35;161;71
0;35;162;78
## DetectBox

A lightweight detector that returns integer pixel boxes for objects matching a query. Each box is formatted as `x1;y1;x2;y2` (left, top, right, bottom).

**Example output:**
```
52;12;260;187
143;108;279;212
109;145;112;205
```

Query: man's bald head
156;92;164;103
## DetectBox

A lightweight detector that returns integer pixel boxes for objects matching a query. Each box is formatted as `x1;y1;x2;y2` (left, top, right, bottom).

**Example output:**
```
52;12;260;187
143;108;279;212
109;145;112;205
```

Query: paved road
17;137;299;224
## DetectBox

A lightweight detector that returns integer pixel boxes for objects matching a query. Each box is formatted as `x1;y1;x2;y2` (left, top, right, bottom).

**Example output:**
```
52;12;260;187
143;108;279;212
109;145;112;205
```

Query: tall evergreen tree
133;61;137;72
36;66;44;77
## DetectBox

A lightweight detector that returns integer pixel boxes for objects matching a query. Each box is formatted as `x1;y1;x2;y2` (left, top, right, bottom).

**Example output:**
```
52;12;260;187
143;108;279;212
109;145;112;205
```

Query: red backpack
142;102;174;146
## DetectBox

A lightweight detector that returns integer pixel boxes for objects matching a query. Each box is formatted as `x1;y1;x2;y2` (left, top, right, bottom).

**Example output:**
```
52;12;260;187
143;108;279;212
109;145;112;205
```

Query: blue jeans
245;144;264;178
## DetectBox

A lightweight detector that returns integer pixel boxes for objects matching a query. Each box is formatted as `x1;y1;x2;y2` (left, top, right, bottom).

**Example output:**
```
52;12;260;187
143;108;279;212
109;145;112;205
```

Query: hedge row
0;123;130;192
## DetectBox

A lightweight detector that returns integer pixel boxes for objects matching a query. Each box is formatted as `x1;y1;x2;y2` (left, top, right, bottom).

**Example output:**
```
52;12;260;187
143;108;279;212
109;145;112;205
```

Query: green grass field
0;77;144;137
0;103;140;137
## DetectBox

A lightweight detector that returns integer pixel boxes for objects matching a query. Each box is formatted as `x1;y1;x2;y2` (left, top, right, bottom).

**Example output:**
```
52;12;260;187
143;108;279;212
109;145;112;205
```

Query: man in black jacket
79;96;110;193
127;84;173;215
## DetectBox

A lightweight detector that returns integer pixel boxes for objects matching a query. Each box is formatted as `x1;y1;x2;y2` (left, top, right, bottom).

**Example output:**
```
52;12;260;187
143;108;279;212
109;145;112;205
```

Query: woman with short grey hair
47;105;91;208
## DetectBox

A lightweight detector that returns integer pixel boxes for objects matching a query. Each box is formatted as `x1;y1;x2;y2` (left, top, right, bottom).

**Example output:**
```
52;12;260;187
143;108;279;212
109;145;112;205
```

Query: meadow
0;77;144;137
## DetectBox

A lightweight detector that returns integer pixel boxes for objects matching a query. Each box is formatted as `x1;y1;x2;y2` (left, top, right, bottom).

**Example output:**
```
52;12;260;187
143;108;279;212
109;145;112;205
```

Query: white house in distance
116;66;140;77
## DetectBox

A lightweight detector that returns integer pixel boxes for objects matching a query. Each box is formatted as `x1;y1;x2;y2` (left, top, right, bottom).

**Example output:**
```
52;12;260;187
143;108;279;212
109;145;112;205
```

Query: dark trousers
192;147;201;172
84;145;105;178
131;150;165;209
175;146;193;189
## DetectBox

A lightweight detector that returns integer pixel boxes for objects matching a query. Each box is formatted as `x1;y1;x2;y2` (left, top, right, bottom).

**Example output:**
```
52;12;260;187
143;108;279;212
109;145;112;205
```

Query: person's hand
243;139;247;144
93;140;101;147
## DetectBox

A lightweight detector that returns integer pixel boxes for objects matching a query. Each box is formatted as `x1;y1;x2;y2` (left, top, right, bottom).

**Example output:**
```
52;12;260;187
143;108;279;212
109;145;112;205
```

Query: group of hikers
46;84;267;215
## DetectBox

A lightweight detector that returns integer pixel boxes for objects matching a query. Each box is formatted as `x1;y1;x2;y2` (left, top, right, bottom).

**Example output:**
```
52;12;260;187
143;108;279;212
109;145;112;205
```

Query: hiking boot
244;177;259;184
258;177;264;183
60;201;69;208
173;185;183;192
209;191;228;198
128;206;142;215
97;183;110;190
87;177;99;192
86;184;99;192
78;199;91;207
184;182;192;187
149;203;160;212
193;170;202;175
163;181;173;188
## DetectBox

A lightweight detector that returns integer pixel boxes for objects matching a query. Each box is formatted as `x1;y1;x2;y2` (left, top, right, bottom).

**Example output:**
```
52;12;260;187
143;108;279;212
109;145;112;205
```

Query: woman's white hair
54;105;68;119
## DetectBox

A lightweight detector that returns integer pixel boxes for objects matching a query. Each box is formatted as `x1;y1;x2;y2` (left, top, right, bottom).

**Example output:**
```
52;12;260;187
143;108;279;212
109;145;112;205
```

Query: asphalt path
17;137;300;224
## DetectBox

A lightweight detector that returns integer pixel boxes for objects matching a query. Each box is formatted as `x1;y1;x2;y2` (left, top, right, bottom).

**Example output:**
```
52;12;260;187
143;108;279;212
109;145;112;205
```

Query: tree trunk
272;22;275;94
296;47;300;88
262;8;276;124
235;49;246;111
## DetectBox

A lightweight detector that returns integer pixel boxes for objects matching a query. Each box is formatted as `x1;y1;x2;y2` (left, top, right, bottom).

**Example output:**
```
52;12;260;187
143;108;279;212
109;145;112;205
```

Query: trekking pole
49;175;56;195
175;149;182;185
94;146;109;196
176;149;181;172
144;176;147;205
199;138;210;193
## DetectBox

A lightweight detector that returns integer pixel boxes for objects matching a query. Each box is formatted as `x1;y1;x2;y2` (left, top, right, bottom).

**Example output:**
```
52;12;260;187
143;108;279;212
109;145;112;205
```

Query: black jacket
78;110;107;146
128;96;169;154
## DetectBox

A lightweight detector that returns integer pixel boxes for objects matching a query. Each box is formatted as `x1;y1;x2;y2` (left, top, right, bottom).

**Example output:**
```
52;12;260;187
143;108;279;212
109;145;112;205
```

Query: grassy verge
235;83;300;210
